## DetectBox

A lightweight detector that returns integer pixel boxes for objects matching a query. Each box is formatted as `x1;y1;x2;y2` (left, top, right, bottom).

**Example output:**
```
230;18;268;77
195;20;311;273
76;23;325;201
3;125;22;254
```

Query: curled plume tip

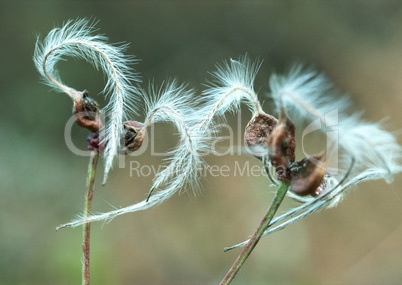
199;55;263;129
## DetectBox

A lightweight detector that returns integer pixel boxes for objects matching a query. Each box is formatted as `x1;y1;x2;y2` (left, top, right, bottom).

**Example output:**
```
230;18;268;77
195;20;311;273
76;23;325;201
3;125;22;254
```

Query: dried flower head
227;65;401;251
266;65;402;226
199;56;323;194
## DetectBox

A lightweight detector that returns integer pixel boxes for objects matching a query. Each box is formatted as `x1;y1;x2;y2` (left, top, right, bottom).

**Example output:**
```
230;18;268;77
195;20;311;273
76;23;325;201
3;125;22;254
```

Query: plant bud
289;154;326;196
120;121;146;154
73;91;102;132
267;109;296;168
244;112;278;159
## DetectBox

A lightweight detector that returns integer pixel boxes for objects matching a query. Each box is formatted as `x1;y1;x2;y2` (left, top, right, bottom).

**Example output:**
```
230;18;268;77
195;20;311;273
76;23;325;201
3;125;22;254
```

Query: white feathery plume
57;81;208;228
199;56;263;130
140;81;207;197
33;18;140;184
269;65;351;125
225;65;402;251
269;65;401;181
338;116;402;183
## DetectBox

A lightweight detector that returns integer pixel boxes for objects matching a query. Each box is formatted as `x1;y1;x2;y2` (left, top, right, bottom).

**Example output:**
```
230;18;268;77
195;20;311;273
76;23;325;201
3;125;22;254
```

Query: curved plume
57;81;209;227
33;18;140;183
199;56;263;130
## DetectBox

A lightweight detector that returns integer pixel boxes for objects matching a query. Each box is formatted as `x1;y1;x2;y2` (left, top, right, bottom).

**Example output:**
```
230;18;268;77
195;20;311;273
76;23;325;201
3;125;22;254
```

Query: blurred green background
1;1;402;284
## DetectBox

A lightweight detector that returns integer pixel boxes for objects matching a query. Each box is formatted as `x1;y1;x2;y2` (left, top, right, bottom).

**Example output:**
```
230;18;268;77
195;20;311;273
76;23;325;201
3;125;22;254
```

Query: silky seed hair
199;55;263;130
58;81;209;227
269;65;401;182
33;18;140;184
140;81;206;197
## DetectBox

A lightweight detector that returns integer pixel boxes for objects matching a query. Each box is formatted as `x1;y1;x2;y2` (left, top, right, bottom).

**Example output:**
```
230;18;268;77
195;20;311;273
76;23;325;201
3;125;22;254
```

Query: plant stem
82;151;99;285
220;182;289;285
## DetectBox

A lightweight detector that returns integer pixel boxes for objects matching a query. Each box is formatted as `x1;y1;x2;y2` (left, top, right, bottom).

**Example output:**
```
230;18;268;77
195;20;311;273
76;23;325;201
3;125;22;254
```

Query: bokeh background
1;1;402;284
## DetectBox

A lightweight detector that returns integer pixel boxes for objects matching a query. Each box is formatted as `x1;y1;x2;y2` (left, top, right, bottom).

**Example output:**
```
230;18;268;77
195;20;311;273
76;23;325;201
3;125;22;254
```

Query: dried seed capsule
244;112;278;159
120;121;146;154
73;91;102;132
289;154;326;196
267;109;296;168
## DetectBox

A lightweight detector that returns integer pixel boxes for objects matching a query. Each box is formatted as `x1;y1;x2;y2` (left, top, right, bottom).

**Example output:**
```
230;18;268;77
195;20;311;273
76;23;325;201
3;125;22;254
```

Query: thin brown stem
82;150;99;285
220;182;289;285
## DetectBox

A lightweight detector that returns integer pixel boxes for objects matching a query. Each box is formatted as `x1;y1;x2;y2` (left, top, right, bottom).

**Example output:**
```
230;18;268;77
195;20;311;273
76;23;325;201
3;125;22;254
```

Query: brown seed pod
289;153;327;196
244;112;278;159
120;121;146;154
267;109;296;168
73;91;103;132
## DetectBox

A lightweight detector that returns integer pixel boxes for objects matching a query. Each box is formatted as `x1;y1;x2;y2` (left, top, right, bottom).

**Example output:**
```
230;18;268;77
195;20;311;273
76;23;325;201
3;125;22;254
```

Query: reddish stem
82;151;99;285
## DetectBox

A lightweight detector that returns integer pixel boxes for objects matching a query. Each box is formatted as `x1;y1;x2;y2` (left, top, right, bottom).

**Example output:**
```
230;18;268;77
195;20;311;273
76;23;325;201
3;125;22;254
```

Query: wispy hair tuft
199;56;263;129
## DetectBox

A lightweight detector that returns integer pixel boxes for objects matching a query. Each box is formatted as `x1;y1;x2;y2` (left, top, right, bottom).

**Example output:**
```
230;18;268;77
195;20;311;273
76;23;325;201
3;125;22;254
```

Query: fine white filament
199;56;263;130
33;19;140;184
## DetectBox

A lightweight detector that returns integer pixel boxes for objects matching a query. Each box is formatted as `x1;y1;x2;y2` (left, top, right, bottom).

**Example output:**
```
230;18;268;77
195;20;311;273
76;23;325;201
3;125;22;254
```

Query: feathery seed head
33;18;140;183
268;65;401;184
227;65;402;248
58;81;209;227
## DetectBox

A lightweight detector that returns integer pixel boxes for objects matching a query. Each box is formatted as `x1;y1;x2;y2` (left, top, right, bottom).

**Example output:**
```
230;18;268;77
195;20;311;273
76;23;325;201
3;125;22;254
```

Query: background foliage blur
1;1;402;284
